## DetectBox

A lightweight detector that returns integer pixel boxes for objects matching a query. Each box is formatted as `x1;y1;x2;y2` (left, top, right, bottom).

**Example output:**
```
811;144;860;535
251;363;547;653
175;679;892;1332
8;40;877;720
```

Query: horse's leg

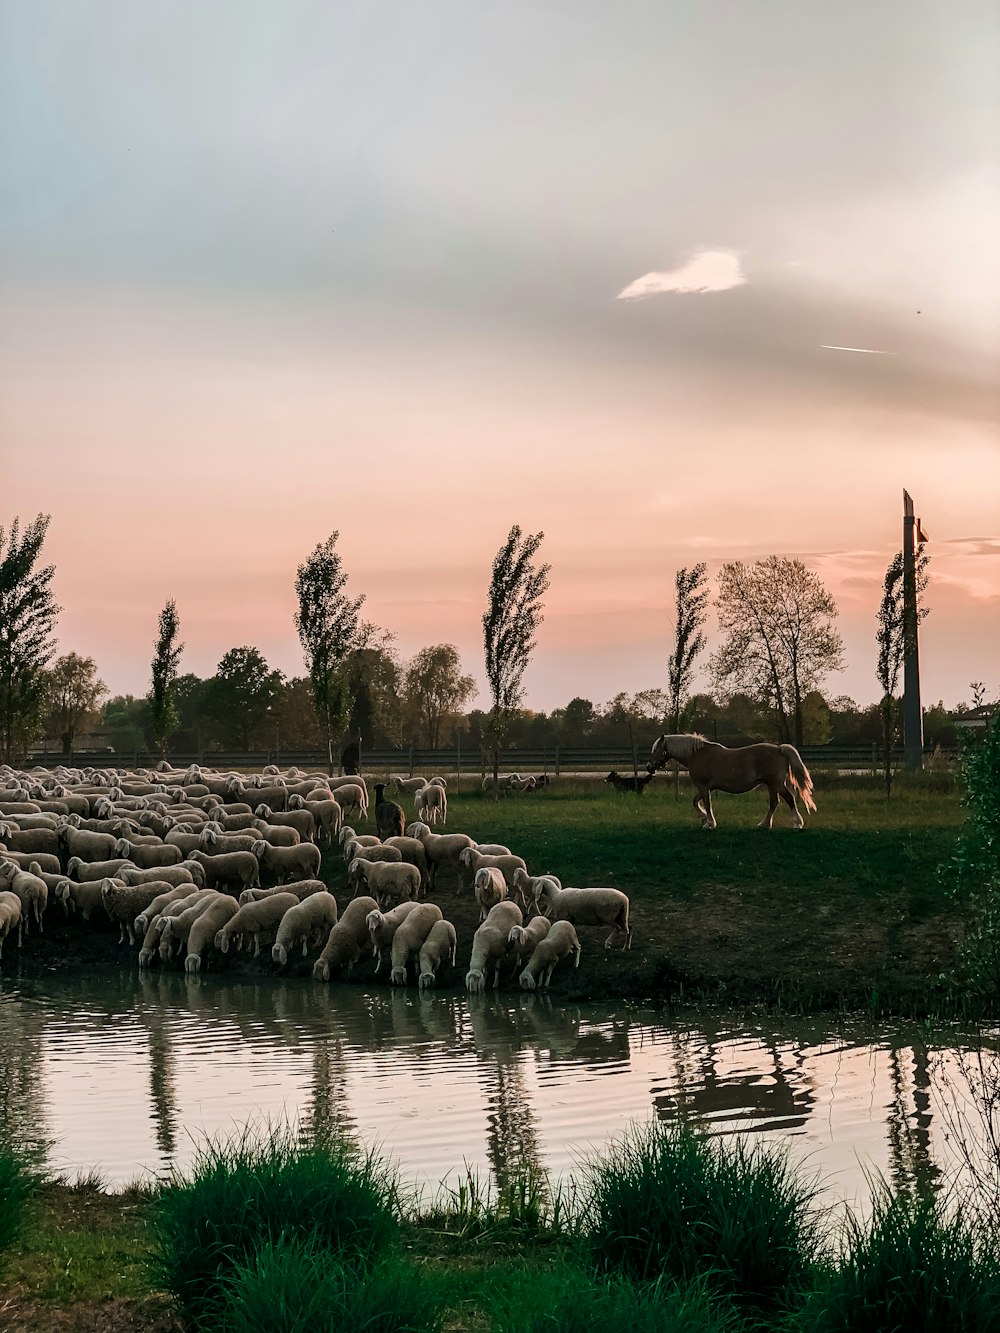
692;792;707;826
758;784;779;829
781;783;804;829
701;788;717;830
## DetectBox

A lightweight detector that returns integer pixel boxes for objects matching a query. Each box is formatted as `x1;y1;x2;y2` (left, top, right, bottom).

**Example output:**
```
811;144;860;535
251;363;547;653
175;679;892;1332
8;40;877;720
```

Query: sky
1;0;998;713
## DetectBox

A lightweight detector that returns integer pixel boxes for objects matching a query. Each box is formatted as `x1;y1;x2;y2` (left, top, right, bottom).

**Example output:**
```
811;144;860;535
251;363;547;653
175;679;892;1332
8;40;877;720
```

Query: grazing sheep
366;900;422;973
101;879;166;945
188;849;260;893
184;894;240;973
466;901;523;994
383;836;429;893
138;892;208;967
331;783;368;821
67;856;134;883
113;838;183;869
458;849;527;897
272;891;339;965
348;858;421;908
388;902;443;986
414;783;447;826
373;784;405;841
120;861;204;888
474;866;508;922
0;862;46;934
404;822;474;891
134;883;200;936
0;890;23;955
507;916;552;972
251;840;322;884
238;879;327;905
159;892;223;962
533;881;631;950
417;919;458;990
312;895;378;982
215;893;300;956
519;921;581;990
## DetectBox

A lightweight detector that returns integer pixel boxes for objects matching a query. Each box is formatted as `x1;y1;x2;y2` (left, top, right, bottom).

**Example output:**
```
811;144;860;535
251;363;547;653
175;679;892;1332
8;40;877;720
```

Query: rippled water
0;970;994;1210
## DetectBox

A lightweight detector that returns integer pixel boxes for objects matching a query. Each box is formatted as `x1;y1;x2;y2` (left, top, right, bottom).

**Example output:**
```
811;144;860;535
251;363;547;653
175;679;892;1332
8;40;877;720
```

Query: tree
403;645;477;748
205;647;284;750
668;563;710;730
876;548;930;797
102;694;151;753
294;533;370;772
482;526;550;796
711;556;844;746
0;514;60;764
148;599;183;756
345;635;403;750
47;653;108;753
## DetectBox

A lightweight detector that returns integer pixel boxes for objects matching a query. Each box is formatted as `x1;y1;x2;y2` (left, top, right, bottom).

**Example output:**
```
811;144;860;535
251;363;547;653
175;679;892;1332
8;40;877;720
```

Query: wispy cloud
616;249;745;299
820;344;891;355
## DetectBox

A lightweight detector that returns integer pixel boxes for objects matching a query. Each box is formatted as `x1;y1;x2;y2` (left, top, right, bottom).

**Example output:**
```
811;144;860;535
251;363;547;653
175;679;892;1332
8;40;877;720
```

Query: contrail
820;344;891;355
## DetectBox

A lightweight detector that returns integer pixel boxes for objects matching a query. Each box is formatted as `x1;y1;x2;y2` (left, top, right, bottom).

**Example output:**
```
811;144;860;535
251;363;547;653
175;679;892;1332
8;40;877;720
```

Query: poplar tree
482;526;550;798
876;548;930;797
0;513;59;763
149;599;183;756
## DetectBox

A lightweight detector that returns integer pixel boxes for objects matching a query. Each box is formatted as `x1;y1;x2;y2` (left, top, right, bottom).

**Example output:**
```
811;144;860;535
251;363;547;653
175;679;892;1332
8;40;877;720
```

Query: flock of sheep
0;762;632;996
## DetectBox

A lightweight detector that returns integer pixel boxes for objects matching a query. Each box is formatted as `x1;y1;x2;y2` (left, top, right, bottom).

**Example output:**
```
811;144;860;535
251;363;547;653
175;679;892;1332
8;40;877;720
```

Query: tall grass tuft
582;1121;821;1319
798;1186;1000;1332
151;1123;400;1326
214;1233;443;1333
489;1263;737;1333
419;1165;572;1242
0;1141;41;1258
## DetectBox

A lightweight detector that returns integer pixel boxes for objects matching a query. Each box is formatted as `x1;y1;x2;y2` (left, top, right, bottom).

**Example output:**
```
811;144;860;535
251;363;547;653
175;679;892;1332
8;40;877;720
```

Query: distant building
952;704;997;733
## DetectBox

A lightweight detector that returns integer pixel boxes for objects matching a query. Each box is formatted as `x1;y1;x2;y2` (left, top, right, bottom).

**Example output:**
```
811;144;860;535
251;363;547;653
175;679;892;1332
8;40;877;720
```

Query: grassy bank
3;1110;998;1333
2;773;968;1016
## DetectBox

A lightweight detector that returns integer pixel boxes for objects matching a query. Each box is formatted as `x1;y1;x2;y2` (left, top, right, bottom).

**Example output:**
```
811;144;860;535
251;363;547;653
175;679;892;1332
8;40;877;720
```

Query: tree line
1;511;960;771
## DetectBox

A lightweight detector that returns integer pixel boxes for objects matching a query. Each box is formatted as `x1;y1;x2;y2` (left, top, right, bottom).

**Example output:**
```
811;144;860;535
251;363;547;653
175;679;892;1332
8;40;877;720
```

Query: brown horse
646;733;816;829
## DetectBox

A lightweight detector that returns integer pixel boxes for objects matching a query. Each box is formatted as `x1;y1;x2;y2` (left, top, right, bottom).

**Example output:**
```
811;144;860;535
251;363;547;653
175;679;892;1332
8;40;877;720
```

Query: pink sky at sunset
2;2;998;714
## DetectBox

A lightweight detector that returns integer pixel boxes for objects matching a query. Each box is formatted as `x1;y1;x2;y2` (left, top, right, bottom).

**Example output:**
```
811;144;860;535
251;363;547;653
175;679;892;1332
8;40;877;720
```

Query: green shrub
489;1263;736;1333
151;1125;399;1326
215;1233;442;1333
798;1187;1000;1332
0;1142;38;1257
951;712;1000;992
582;1121;821;1318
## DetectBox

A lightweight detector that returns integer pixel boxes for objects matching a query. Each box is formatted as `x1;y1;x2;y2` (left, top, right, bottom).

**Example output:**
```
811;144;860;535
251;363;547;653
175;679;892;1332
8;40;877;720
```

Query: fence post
456;733;461;792
554;744;560;777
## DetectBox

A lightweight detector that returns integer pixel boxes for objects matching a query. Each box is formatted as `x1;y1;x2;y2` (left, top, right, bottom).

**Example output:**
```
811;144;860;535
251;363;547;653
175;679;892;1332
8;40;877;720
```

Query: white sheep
312;895;378;982
331;782;368;821
348;858;421;908
417;919;458;990
158;892;223;963
251;839;322;883
0;861;47;934
55;878;105;920
237;878;327;905
474;866;508;922
215;892;300;956
113;838;183;869
383;836;429;893
533;881;631;950
134;883;200;937
0;890;23;955
366;900;422;973
387;902;443;986
510;868;562;912
507;915;551;972
389;775;428;794
458;848;527;897
404;822;474;891
188;849;260;892
255;804;315;842
519;921;581;990
414;783;447;826
59;825;117;862
120;861;205;888
345;840;402;868
272;891;339;965
339;826;380;860
184;894;240;974
465;900;523;994
67;856;134;883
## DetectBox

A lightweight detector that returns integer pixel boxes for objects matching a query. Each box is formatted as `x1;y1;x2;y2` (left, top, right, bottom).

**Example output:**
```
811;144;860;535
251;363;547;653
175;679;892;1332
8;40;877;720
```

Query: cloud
616;249;745;299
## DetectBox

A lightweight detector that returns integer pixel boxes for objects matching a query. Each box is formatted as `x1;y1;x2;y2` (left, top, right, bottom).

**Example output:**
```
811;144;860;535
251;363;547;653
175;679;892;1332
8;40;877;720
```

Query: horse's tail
780;744;816;813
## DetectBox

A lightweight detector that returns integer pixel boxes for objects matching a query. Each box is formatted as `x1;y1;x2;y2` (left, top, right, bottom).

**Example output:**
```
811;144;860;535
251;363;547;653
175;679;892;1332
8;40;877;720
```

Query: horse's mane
661;733;709;762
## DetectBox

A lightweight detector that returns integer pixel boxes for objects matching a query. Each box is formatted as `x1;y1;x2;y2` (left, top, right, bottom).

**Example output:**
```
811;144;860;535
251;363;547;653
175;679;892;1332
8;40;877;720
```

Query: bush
490;1263;736;1333
215;1233;442;1333
582;1121;820;1318
950;712;1000;992
798;1187;1000;1332
152;1125;399;1326
0;1142;38;1257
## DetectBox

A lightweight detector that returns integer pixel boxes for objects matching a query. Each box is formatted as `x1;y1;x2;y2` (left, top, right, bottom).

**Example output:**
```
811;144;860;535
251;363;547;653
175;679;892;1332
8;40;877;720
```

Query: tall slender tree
294;533;369;773
667;563;709;798
482;525;550;797
0;513;60;763
876;548;930;797
149;599;183;756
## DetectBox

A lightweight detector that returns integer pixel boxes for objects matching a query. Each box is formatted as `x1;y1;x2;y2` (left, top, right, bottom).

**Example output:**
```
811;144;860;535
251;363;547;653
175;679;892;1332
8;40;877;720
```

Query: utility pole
902;489;925;771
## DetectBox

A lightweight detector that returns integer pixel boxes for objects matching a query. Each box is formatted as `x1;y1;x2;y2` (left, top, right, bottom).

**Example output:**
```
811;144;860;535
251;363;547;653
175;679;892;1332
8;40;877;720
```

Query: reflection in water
0;971;996;1211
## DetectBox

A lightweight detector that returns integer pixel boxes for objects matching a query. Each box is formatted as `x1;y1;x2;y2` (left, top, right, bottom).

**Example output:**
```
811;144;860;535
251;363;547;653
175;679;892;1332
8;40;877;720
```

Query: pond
0;971;993;1212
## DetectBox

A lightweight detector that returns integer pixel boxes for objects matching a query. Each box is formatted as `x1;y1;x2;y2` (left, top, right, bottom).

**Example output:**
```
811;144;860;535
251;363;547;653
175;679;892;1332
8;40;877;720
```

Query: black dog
605;770;653;795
